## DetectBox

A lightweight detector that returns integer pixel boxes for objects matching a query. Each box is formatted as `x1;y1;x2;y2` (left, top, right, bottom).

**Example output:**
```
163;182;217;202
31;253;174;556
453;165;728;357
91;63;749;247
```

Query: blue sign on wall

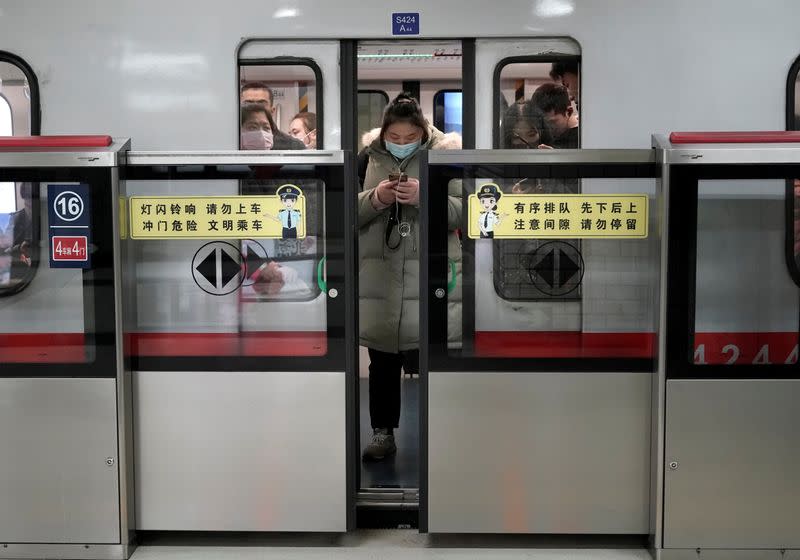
48;184;92;269
392;13;420;35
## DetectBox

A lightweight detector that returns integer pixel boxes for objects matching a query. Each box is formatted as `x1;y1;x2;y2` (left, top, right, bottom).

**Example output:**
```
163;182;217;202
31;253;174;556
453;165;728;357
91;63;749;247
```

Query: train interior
356;39;463;501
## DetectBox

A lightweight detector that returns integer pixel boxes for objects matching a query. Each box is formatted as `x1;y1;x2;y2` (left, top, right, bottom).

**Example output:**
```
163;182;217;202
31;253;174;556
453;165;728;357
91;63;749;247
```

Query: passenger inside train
502;101;549;150
530;82;579;149
549;59;580;109
358;92;462;461
289;111;317;149
0;182;34;288
239;102;304;150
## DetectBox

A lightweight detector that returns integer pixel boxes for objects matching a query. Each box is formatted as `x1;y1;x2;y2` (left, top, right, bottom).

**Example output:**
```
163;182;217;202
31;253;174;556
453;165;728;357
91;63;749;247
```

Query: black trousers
367;347;418;429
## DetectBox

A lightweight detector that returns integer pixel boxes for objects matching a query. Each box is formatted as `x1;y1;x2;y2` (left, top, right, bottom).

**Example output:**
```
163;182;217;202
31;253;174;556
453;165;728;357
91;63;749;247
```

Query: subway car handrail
427;148;656;165
125;150;345;167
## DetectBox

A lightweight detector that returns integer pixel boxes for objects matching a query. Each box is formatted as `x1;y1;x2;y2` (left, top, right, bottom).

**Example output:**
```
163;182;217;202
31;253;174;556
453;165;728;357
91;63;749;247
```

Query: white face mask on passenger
241;130;274;150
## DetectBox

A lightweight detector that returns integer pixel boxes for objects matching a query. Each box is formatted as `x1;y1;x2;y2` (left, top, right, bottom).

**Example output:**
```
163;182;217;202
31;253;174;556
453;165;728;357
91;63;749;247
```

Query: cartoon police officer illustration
275;184;302;239
477;183;503;238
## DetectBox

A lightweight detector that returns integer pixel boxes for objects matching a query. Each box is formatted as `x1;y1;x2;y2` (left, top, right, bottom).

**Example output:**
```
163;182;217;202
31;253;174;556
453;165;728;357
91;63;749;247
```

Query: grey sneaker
362;428;397;461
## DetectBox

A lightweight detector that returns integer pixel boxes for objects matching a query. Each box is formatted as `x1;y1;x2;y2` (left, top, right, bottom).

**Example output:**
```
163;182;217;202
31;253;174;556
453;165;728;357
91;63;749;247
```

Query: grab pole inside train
0;136;134;560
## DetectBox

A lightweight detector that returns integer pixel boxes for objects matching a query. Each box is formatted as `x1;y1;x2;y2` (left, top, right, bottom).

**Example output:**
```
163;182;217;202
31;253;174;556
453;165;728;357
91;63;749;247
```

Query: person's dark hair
549;60;579;81
241;81;274;105
531;83;571;115
380;92;429;145
292;111;317;132
240;103;277;131
501;102;551;148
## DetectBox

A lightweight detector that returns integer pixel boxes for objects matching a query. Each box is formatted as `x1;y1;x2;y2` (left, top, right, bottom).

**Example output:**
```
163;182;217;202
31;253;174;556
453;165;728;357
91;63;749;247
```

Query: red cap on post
0;135;113;148
670;131;800;144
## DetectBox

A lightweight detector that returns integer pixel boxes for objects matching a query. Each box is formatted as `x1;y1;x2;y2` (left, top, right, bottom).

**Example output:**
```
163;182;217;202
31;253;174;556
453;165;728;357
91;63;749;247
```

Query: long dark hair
501;101;551;148
380;92;429;146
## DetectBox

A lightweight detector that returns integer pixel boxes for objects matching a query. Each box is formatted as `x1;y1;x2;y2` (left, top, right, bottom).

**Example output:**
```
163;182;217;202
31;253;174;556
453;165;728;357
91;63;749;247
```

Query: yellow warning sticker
128;185;306;240
467;183;648;239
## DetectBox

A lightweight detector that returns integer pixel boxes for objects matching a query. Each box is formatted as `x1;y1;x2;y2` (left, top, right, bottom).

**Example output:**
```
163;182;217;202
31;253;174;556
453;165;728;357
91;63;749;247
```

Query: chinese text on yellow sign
468;186;648;239
129;187;306;240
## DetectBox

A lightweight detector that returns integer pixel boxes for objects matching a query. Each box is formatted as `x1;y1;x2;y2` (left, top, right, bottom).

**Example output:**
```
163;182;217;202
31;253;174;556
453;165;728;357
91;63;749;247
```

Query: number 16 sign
48;184;92;269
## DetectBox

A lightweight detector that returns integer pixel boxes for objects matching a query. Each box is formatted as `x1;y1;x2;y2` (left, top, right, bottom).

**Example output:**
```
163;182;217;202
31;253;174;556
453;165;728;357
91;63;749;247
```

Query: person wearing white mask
358;92;463;461
240;105;304;151
289;111;318;149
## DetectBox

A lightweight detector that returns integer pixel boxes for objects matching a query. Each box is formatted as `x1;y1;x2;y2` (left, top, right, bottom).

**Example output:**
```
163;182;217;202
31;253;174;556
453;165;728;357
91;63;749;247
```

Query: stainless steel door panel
134;370;347;531
0;378;120;543
428;371;651;534
664;379;800;549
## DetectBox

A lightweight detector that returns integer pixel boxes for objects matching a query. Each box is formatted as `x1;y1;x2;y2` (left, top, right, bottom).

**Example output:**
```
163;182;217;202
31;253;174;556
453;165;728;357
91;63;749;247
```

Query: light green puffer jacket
358;126;463;353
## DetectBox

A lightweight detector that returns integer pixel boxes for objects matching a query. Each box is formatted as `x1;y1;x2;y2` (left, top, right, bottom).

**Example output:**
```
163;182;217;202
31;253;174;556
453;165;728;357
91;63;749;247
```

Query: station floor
131;530;652;559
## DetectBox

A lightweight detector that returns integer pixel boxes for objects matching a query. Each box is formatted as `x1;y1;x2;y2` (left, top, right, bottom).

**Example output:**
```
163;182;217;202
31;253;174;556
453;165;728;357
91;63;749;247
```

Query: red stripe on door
4;331;797;363
128;332;328;357
474;331;656;358
0;333;87;363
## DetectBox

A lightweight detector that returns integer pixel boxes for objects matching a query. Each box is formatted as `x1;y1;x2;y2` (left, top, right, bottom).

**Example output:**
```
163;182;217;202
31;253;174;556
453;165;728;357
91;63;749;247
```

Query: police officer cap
277;184;301;200
477;183;501;200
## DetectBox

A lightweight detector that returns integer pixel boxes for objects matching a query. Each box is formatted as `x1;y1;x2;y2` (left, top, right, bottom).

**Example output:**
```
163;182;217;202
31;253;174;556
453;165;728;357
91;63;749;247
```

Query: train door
127;40;356;532
354;39;464;515
420;35;658;534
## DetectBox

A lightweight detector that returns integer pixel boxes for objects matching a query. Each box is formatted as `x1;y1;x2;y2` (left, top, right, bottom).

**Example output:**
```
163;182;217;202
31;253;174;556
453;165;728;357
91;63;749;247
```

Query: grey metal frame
0;139;134;560
652;133;800;164
428;148;656;165
0;139;130;167
649;138;669;553
126;150;345;166
651;134;800;559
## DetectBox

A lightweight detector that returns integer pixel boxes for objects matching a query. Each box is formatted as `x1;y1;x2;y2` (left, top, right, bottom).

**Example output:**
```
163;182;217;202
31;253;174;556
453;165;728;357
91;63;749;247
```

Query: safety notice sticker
128;185;306;240
467;183;648;240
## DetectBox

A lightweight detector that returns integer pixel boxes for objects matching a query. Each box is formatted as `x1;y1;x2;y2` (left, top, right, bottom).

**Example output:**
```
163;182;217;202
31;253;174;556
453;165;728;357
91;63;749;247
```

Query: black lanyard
385;202;403;250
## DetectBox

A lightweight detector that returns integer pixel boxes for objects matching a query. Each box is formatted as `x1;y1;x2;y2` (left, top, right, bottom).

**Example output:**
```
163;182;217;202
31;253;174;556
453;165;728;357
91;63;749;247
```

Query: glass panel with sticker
423;151;659;371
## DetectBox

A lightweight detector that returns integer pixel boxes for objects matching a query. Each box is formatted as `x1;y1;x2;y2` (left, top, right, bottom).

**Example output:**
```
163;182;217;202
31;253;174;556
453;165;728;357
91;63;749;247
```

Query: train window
0;95;13;213
0;94;11;134
693;180;800;366
494;57;580;149
492;57;582;303
357;90;388;144
433;89;463;134
0;52;40;297
238;61;321;149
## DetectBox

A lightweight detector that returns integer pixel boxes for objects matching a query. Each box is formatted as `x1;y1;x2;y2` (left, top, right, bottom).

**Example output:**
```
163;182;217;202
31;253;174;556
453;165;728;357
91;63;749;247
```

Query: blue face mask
385;139;421;160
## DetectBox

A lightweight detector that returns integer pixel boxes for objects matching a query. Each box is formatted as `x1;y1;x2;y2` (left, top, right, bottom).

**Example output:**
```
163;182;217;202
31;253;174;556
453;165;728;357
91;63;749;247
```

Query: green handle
447;258;457;294
317;256;327;293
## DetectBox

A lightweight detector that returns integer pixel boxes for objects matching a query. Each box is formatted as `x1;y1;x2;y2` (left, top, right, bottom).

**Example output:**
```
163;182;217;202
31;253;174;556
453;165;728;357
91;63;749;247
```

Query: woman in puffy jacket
358;93;462;461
